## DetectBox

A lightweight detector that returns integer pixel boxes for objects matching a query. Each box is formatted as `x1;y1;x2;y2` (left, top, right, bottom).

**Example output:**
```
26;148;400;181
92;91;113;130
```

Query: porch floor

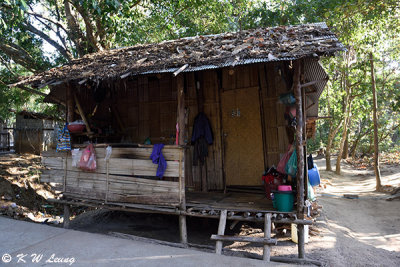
186;192;278;213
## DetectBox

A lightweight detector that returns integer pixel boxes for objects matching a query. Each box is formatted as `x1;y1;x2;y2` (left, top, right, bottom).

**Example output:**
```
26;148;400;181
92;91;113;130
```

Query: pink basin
278;185;292;191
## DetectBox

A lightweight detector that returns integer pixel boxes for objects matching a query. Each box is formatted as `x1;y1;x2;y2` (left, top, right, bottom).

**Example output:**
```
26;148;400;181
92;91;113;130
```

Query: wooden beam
78;79;87;85
16;85;65;106
215;209;227;254
263;213;272;261
73;92;92;134
38;79;56;89
270;256;322;266
16;85;47;97
176;75;185;145
63;204;71;229
293;59;305;259
178;149;188;245
173;64;189;76
67;86;74;122
211;235;277;245
300;78;328;88
258;64;268;170
120;72;131;79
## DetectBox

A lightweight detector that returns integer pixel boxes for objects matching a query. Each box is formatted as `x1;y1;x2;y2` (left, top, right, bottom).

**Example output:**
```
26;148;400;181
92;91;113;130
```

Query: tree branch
23;22;73;61
0;55;18;77
26;10;69;35
130;1;141;9
0;40;41;73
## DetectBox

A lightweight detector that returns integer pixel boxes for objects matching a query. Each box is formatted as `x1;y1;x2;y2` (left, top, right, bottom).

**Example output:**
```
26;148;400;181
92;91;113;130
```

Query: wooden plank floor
186;192;275;212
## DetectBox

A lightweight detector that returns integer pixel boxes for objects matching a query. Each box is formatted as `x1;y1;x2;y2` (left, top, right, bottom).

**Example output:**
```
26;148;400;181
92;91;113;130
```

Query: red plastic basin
67;124;85;133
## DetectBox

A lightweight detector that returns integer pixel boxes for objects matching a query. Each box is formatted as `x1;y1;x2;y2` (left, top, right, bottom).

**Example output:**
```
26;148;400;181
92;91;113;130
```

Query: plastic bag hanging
56;123;71;152
104;146;112;161
277;144;294;174
71;148;82;167
79;144;97;171
285;149;297;177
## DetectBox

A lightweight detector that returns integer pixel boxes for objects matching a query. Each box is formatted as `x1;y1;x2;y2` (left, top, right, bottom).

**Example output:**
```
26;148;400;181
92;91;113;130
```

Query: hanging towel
150;144;167;179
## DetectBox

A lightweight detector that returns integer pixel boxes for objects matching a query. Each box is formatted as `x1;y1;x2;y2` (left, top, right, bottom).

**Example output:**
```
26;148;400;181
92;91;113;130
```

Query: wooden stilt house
12;22;344;262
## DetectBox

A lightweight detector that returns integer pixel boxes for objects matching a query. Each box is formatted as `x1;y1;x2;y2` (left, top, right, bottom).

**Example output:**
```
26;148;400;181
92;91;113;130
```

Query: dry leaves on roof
14;23;344;88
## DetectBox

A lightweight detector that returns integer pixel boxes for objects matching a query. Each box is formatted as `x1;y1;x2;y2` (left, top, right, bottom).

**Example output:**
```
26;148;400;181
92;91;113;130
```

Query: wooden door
221;87;264;185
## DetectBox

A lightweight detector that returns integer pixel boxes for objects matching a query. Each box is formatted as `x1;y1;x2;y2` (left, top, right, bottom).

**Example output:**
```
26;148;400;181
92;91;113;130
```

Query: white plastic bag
105;146;112;161
71;149;82;167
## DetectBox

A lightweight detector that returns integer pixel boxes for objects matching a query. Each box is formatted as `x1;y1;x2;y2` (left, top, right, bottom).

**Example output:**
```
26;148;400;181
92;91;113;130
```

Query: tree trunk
335;104;351;175
326;120;342;171
63;0;85;57
335;63;353;174
342;135;349;159
369;52;382;190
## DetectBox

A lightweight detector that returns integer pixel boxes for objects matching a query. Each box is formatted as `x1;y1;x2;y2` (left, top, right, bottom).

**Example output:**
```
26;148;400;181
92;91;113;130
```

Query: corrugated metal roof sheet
303;58;329;118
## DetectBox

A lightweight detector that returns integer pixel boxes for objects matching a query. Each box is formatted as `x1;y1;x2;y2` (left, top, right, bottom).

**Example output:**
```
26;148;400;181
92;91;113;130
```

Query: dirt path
303;157;400;266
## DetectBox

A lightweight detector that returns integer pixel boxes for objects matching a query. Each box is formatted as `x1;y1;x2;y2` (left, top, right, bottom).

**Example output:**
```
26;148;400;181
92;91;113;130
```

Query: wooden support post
258;65;268;170
263;213;272;261
178;149;188;245
63;153;68;192
293;60;305;259
301;66;309;203
179;214;187;245
67;86;74;122
63;204;71;229
176;75;186;145
73;92;92;134
194;72;208;192
105;159;110;203
215;209;227;254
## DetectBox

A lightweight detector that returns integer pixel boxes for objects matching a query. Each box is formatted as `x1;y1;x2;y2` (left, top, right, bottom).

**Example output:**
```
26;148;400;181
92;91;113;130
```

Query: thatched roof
13;22;344;88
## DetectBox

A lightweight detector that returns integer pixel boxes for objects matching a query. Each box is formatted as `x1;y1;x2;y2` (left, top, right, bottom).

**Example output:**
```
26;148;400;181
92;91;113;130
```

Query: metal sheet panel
303;58;329;118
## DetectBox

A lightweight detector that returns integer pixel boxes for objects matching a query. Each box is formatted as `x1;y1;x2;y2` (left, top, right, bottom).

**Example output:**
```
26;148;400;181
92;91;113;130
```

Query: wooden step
210;235;277;245
211;211;275;261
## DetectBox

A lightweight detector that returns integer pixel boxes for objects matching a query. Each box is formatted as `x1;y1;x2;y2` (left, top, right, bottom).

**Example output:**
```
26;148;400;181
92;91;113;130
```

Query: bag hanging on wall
277;144;293;174
285;149;297;177
56;124;71;152
79;144;97;171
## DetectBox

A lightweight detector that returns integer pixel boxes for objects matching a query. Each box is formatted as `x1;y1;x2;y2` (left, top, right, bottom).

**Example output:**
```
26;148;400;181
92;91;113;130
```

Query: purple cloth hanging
150;144;167;179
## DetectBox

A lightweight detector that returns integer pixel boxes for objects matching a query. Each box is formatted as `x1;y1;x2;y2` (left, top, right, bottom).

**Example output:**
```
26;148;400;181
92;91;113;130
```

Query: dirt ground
1;152;399;266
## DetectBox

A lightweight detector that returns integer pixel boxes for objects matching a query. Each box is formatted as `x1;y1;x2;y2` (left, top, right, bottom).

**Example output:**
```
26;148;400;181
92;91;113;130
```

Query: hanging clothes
56;124;71;152
191;112;213;166
150;144;167;179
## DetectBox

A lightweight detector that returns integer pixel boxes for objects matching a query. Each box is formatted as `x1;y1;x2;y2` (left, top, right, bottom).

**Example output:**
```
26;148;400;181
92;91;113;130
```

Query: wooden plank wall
41;146;184;206
116;75;177;143
184;71;224;191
